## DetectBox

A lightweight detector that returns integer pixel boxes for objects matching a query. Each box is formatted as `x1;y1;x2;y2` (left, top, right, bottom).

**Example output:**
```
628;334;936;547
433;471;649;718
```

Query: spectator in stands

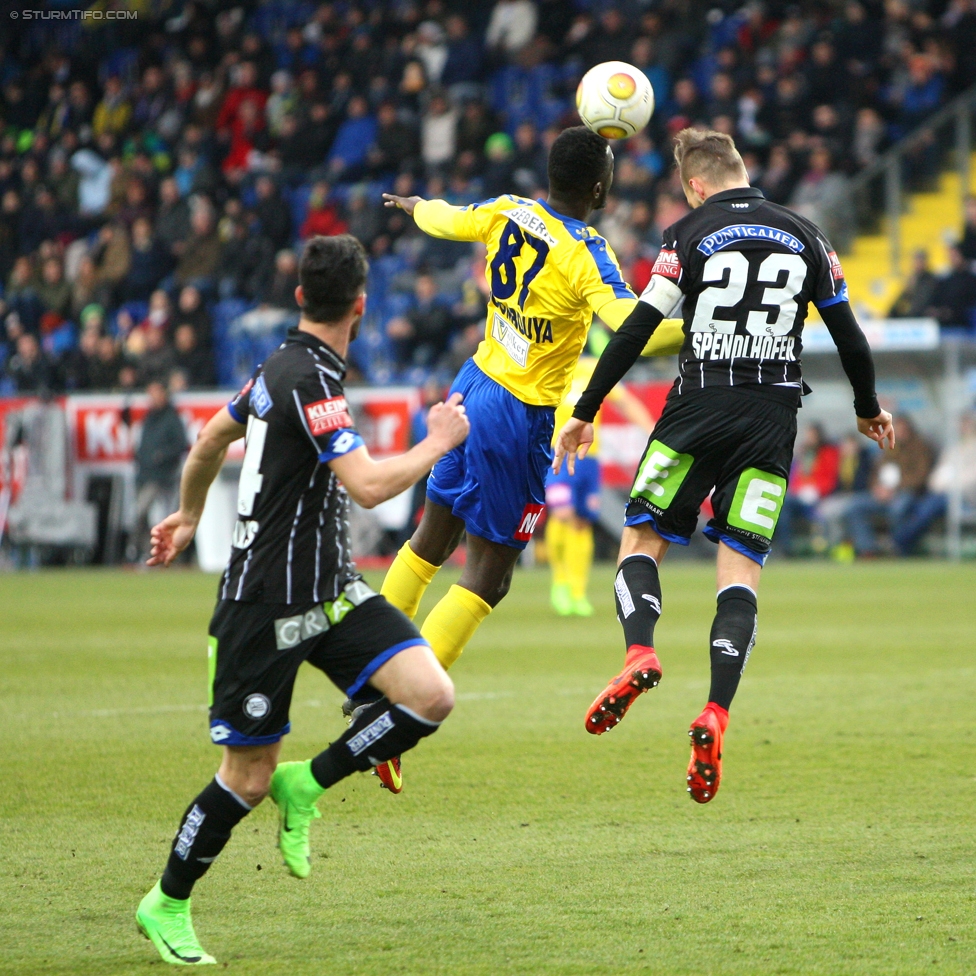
959;195;976;265
890;249;939;318
421;91;460;175
254;176;292;251
775;424;840;556
174;199;221;290
843;416;935;557
264;249;299;310
4;256;43;333
8;333;57;393
217;209;275;301
368;102;421;177
86;335;126;391
60;321;101;391
124;218;171;302
442;15;484;94
175;286;212;348
133;379;187;562
91;222;132;306
138;322;177;385
386;273;457;368
172;324;214;388
71;144;113;217
300;183;347;240
890;413;976;554
925;245;976;328
789;147;854;252
93;76;132;139
37;257;72;321
155;178;191;259
486;0;538;57
328;96;377;181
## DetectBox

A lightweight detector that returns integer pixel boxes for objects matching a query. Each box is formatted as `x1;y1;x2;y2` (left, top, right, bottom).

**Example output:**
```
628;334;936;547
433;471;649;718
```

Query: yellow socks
545;516;569;587
420;584;492;670
380;542;439;620
565;522;594;601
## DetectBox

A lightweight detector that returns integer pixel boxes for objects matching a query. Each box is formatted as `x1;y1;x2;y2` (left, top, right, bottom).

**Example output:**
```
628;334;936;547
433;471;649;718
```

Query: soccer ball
576;61;655;140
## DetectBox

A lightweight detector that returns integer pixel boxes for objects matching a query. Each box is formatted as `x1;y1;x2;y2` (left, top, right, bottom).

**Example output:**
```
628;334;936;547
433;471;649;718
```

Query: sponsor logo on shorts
305;396;353;436
347;711;395;757
513;503;544;541
251;374;273;418
243;693;271;719
209;724;232;743
651;248;682;279
174;805;206;860
274;606;330;650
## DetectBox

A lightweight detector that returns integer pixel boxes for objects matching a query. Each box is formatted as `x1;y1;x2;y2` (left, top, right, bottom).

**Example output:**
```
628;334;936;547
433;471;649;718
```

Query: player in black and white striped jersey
554;128;895;805
133;235;469;966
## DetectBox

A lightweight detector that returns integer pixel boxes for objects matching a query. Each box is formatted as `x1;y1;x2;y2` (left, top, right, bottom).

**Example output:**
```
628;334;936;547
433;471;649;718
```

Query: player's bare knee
424;672;455;722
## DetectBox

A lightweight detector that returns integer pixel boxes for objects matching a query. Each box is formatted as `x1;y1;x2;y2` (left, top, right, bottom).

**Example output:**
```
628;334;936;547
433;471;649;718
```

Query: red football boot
686;703;729;803
584;645;662;735
374;757;403;794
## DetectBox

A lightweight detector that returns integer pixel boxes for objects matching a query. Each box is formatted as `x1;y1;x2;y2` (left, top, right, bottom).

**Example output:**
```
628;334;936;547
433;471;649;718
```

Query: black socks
707;585;758;711
310;698;440;790
614;554;662;650
161;777;251;900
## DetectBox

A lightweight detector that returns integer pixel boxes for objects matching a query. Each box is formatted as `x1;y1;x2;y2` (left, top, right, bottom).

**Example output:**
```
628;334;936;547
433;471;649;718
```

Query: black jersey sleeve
573;301;665;423
818;301;881;419
227;367;260;423
291;371;365;463
809;232;849;310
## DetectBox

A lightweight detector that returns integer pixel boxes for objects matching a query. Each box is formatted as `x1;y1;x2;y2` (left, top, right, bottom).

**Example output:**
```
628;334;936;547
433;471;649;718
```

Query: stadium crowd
2;0;976;396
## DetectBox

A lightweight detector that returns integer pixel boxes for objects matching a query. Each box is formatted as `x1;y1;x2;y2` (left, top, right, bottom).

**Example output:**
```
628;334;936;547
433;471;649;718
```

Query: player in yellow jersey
546;350;657;617
371;127;682;790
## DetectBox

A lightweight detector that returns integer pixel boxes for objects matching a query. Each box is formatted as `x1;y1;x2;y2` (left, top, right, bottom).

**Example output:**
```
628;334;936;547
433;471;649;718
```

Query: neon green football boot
136;881;216;966
269;760;324;879
551;582;573;616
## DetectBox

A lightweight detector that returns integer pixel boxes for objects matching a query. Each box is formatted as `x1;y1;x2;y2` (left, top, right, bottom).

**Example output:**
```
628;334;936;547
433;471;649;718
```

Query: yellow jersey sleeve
413;198;497;243
641;317;685;357
574;236;636;321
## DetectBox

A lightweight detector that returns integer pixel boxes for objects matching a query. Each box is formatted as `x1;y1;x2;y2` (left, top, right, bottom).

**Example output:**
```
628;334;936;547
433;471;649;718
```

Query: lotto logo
305;397;352;436
651;249;681;279
514;503;544;541
827;250;845;280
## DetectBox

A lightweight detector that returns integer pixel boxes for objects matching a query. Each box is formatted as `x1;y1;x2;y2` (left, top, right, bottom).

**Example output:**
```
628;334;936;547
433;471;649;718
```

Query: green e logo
728;468;787;539
630;441;694;510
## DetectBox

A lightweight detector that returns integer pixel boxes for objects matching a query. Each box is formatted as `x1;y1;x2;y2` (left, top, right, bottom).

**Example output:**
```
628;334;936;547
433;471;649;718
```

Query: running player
546;349;656;616
376;129;683;763
555;129;895;804
134;235;469;966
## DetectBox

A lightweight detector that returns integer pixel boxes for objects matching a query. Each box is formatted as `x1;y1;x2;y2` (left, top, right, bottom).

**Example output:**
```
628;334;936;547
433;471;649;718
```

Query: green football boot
136;881;216;966
551;582;573;616
269;760;324;879
571;595;594;617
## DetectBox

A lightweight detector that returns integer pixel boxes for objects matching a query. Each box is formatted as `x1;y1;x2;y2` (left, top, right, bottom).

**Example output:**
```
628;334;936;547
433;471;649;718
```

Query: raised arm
818;301;895;450
328;393;469;509
382;194;490;242
148;406;245;566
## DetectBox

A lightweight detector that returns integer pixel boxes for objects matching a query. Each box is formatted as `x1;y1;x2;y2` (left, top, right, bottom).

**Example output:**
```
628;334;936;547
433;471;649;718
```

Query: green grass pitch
1;562;974;975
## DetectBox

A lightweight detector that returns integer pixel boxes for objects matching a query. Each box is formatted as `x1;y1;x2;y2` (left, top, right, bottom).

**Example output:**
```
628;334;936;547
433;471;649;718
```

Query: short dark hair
547;126;612;198
299;234;369;323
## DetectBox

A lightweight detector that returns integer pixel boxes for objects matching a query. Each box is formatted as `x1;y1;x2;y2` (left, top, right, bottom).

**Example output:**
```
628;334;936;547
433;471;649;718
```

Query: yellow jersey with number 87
414;194;641;407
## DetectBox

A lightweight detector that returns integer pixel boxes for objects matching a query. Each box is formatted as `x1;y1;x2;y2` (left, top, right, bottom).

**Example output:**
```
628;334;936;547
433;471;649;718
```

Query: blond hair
673;128;748;188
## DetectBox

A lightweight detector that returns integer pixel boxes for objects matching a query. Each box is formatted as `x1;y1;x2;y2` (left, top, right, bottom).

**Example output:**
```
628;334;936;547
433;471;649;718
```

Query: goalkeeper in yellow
375;127;681;789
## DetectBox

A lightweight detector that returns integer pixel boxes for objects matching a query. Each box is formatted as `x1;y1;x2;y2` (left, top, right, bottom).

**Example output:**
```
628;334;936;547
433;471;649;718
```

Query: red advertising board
598;381;673;489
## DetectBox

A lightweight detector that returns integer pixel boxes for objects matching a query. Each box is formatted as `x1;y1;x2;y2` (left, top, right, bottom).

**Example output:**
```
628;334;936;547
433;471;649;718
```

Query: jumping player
376;129;683;785
546;350;656;616
555;129;894;804
134;235;469;966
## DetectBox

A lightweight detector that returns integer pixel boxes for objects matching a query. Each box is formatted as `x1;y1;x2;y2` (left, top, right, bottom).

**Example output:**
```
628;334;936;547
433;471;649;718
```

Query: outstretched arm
818;302;895;450
382;195;487;243
148;407;245;566
328;393;470;508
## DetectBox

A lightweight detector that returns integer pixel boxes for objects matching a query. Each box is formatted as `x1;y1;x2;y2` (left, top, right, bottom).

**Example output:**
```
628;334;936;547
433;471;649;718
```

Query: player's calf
585;553;664;734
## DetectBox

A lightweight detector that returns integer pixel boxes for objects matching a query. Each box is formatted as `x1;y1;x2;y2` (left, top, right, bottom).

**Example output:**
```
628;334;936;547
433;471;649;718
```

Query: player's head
547;126;614;212
297;234;369;338
673;128;749;209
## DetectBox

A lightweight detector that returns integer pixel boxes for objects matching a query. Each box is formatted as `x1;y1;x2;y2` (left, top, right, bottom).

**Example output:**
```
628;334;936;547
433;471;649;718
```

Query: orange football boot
686;703;729;803
584;645;662;734
374;757;403;793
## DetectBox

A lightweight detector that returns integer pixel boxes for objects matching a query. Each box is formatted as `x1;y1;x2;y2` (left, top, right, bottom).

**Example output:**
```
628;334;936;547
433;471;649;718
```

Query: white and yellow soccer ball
576;61;655;140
